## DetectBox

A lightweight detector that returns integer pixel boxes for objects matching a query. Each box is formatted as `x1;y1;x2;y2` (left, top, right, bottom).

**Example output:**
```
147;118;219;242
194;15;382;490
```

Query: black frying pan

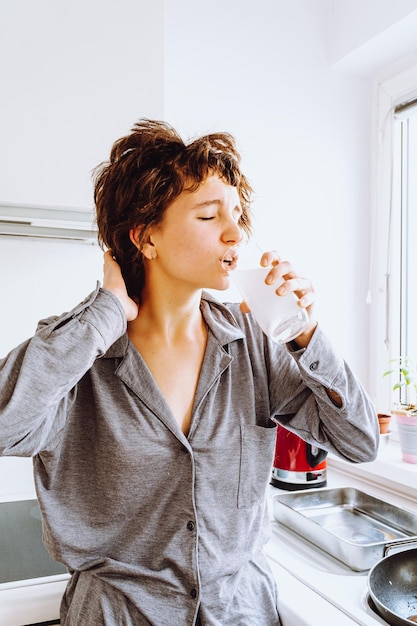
368;547;417;625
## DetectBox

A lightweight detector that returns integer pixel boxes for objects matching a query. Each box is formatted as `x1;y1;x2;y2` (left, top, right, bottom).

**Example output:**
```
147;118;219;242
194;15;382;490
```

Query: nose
222;216;244;245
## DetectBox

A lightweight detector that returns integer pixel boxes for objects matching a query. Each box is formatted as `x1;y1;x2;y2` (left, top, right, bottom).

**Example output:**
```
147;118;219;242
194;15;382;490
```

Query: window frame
370;63;417;418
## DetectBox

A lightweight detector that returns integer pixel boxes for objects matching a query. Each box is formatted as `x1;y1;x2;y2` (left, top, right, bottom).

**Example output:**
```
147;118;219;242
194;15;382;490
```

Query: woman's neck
128;286;204;345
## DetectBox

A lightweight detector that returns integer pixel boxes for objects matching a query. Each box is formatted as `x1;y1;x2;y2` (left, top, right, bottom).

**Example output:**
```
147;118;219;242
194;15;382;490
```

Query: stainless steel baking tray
272;487;417;571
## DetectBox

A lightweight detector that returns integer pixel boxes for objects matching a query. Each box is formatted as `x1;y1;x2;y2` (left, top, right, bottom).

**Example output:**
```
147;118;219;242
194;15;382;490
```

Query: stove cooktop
266;512;390;625
0;499;67;585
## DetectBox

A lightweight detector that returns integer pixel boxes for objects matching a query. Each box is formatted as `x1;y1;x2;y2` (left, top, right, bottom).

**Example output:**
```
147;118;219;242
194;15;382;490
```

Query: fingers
240;300;251;314
259;250;280;268
103;249;119;268
102;250;139;322
286;281;315;309
263;256;315;309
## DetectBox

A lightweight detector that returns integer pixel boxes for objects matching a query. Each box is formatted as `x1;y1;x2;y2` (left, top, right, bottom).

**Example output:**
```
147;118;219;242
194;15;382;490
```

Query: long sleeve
214;297;379;464
268;324;379;463
0;285;126;456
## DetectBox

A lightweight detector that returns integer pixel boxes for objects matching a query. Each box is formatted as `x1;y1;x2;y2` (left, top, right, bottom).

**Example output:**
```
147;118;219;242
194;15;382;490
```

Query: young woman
0;119;379;625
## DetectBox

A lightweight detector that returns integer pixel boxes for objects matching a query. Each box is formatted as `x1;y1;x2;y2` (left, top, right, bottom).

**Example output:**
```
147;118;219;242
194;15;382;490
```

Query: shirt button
309;361;319;371
190;588;198;599
187;520;195;531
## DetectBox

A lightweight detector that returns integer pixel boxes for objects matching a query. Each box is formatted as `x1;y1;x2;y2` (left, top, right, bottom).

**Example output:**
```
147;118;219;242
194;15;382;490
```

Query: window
334;67;417;490
391;101;417;405
371;64;417;414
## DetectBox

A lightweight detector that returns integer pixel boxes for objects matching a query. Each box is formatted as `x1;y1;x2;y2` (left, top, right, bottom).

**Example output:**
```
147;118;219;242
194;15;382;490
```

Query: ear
129;227;157;260
129;226;142;250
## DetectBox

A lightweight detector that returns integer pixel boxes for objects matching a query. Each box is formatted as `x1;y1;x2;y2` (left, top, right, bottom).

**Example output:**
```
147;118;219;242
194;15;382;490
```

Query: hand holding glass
222;239;309;344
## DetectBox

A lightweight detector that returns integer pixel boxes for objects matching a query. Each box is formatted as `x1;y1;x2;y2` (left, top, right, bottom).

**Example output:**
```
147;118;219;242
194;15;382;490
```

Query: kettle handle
306;444;327;468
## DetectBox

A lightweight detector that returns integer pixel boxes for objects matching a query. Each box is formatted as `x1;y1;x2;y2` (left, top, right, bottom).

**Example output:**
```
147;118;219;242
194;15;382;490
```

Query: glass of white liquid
222;238;309;344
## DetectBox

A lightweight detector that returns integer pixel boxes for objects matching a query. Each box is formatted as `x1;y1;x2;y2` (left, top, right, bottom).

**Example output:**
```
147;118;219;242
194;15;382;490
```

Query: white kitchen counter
266;447;417;626
0;577;67;626
267;558;360;626
265;480;384;626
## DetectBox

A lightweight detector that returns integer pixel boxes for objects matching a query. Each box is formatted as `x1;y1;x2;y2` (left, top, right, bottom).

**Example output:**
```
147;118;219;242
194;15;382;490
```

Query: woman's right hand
102;250;139;321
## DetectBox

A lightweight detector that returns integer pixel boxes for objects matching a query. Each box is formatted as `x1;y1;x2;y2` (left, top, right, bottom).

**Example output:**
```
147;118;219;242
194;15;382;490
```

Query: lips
220;246;239;270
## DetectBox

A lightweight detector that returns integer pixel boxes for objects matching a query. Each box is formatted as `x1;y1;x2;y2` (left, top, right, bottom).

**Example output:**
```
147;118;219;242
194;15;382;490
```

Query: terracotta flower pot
377;413;391;435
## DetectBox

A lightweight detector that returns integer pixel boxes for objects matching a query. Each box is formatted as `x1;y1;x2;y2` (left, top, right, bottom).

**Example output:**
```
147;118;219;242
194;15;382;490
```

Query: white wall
0;0;164;396
327;0;417;74
0;238;103;355
164;0;372;379
0;0;164;208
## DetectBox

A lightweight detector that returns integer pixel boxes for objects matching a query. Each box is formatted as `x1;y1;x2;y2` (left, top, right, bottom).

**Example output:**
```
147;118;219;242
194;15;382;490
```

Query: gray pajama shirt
0;285;378;625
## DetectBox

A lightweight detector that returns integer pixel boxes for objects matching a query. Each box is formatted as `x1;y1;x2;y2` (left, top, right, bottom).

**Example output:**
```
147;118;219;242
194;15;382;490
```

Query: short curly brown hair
93;118;253;299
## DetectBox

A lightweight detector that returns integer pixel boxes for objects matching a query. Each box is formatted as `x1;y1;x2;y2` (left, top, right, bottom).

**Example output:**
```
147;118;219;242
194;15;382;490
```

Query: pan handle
384;538;417;558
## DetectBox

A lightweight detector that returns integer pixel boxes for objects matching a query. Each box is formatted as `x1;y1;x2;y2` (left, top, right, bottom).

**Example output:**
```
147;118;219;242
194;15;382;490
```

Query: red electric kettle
271;424;327;490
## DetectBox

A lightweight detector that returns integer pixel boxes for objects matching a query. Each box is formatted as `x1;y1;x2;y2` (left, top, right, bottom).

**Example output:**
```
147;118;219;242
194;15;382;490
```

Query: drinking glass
222;238;309;343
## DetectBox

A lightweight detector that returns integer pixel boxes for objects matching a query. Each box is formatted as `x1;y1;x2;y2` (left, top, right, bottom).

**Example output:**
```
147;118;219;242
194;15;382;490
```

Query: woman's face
145;174;244;292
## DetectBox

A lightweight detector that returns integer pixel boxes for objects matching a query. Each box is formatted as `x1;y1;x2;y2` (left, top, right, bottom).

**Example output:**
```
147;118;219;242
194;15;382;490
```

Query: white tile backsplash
0;457;36;501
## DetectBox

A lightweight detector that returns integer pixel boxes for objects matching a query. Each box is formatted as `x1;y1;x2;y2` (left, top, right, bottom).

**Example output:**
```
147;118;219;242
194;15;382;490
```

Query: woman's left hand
240;251;317;348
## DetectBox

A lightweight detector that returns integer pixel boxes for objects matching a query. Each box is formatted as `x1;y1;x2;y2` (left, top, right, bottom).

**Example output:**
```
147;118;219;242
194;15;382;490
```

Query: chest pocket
237;423;276;509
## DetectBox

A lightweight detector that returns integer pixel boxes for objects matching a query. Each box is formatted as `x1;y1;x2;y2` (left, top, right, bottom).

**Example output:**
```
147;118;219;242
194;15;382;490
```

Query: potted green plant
384;356;417;463
384;356;417;412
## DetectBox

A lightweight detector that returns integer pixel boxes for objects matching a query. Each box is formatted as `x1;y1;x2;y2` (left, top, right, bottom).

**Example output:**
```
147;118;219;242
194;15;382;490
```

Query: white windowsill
327;439;417;510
